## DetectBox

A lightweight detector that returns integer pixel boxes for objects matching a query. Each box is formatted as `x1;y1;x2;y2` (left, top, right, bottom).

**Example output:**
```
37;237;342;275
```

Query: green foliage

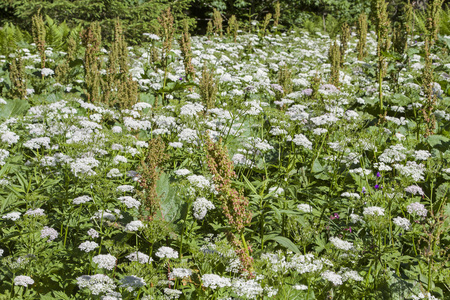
0;0;195;45
0;23;30;55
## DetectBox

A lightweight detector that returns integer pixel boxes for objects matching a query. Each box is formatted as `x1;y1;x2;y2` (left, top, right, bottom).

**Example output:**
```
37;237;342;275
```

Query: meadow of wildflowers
0;15;450;300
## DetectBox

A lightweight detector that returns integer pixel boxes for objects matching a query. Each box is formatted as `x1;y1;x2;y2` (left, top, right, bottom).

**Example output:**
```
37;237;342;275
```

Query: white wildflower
125;220;145;232
201;274;232;289
155;246;178;259
119;275;146;292
192;197;215;220
41;226;59;242
3;212;21;221
126;251;153;264
393;216;411;230
118;196;140;209
406;202;427;217
77;274;116;295
79;241;99;252
169;268;192;280
174;169;191;176
116;185;134;193
14;275;34;287
363;206;385;216
24;208;45;217
92;254;117;270
329;237;353;251
107;168;122;178
73;195;92;205
321;270;343;286
297;203;313;213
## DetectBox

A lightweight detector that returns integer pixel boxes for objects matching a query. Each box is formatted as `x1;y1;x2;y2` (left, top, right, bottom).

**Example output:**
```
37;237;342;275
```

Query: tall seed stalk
32;13;46;70
357;13;368;61
158;7;175;106
421;0;444;137
206;20;213;39
372;0;391;112
101;19;138;109
329;40;341;87
425;0;445;46
81;22;102;103
199;64;217;109
137;137;170;221
278;65;293;96
205;136;253;275
56;37;77;85
261;13;272;37
213;8;223;37
179;19;195;80
273;1;281;29
422;40;437;137
227;15;239;42
404;0;414;51
9;55;27;99
340;22;350;66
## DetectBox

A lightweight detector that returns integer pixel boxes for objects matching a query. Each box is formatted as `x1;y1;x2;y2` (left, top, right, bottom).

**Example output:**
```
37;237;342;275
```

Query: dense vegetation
0;0;450;299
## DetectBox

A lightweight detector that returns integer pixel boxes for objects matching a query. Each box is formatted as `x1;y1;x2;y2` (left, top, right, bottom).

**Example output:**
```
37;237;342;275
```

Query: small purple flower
330;213;340;220
374;184;380;189
179;77;183;81
376;172;381;178
362;187;366;194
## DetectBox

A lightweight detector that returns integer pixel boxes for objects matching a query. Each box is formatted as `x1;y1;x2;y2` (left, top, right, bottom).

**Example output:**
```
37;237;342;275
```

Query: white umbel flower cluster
92;254;117;270
329;237;353;251
407;202;427;217
125;220;145;232
116;185;134;193
0;149;9;166
79;241;99;252
3;212;21;221
73;195;92;205
118;196;140;209
292;134;312;150
169;268;192;280
393;216;411;230
174;168;191;176
119;275;146;292
70;157;100;177
297;203;313;213
77;274;116;295
192;197;215;220
187;175;211;190
126;251;153;264
201;274;232;289
404;185;424;196
14;275;34;287
232;278;264;299
155;246;178;259
41;226;58;242
321;270;343;286
363;206;385;216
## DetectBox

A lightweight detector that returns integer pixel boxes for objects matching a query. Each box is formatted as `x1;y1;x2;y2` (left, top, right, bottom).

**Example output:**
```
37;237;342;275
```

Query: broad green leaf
266;235;300;254
0;98;30;120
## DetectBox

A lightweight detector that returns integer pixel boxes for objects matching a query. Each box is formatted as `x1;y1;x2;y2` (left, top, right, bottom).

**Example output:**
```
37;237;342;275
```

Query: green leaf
242;174;258;195
266;235;300;254
426;135;450;152
0;98;30;120
157;172;182;222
